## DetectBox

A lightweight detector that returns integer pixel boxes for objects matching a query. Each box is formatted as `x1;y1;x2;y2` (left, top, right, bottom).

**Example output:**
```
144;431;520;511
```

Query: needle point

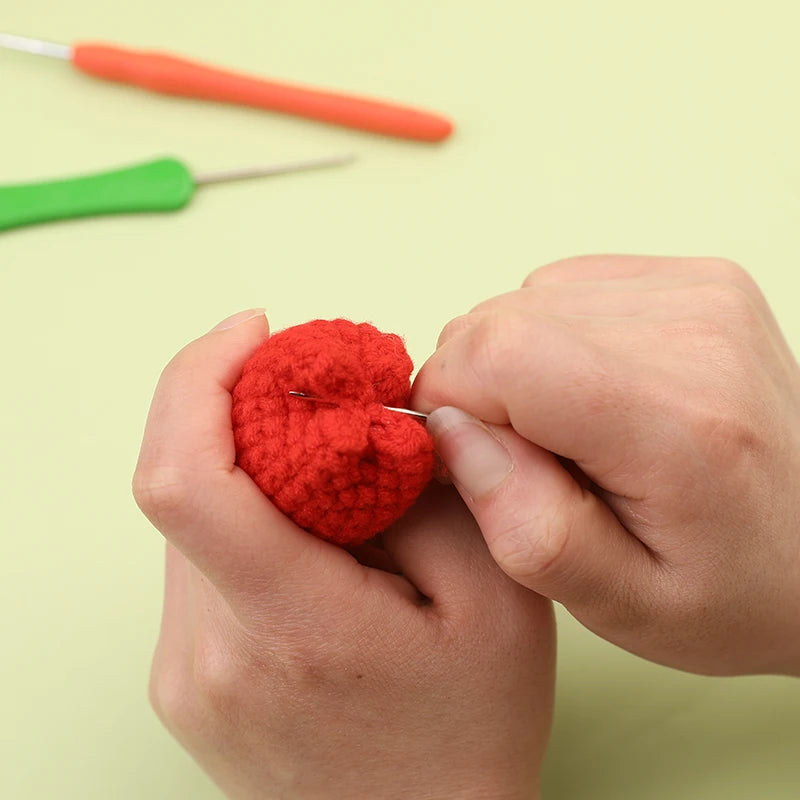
289;391;428;421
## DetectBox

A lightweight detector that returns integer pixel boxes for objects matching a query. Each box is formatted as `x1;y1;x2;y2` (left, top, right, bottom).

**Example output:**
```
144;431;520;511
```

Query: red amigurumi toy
231;319;435;545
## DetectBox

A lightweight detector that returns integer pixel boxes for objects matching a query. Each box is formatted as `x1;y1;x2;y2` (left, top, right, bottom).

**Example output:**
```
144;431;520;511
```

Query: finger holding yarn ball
231;319;434;546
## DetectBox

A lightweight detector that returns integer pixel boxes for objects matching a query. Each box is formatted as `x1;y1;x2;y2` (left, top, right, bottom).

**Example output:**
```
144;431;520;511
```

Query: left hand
133;310;556;800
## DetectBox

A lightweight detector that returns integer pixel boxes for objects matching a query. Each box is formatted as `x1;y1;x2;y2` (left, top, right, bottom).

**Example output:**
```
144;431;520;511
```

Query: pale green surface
1;1;799;797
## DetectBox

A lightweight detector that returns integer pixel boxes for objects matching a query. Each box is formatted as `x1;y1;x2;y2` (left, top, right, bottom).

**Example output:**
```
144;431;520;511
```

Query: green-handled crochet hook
0;153;354;232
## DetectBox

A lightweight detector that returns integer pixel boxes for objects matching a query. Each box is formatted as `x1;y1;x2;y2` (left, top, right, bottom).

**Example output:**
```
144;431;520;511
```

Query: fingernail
211;309;266;332
426;406;513;500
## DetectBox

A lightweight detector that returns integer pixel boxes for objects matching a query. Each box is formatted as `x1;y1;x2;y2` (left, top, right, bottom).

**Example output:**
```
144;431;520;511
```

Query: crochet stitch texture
232;319;434;545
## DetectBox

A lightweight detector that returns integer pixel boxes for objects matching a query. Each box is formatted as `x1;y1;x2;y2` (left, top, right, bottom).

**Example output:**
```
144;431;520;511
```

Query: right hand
413;255;800;677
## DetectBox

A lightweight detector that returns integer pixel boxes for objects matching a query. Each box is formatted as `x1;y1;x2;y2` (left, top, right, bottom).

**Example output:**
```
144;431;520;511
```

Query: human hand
413;256;800;676
133;310;555;800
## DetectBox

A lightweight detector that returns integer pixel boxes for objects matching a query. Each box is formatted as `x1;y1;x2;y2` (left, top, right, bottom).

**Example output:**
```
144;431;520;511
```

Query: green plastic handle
0;157;195;232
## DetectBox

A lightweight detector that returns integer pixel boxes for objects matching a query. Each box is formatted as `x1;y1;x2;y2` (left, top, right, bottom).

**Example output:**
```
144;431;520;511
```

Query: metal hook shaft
194;153;356;186
0;32;72;60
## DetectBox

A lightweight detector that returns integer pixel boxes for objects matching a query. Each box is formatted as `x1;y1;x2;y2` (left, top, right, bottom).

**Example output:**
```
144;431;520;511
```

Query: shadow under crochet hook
288;391;429;421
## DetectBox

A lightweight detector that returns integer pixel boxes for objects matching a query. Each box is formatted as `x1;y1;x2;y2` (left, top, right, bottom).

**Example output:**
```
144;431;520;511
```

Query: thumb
426;406;658;625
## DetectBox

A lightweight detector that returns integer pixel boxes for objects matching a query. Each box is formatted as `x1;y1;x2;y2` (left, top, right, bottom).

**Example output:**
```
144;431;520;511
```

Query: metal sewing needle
288;391;428;421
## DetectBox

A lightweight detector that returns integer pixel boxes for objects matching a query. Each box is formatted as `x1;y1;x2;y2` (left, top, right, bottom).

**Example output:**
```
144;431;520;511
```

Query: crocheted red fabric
231;319;434;545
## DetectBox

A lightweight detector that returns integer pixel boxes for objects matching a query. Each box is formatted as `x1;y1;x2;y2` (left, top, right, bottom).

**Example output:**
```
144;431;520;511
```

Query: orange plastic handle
72;44;453;142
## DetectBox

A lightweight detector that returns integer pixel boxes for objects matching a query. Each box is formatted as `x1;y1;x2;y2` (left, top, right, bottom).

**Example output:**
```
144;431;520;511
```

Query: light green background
2;1;799;797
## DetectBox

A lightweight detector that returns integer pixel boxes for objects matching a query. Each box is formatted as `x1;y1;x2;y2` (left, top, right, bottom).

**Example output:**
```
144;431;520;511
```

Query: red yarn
231;319;434;545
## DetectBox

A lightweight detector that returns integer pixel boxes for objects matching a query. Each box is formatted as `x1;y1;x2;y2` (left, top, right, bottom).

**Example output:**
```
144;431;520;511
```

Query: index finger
411;307;649;481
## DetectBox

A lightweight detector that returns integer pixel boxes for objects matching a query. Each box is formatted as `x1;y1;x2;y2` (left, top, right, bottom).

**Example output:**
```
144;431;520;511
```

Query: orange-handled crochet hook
0;32;453;142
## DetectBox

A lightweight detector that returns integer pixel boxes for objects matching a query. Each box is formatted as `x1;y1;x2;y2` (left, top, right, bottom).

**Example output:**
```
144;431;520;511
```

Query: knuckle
698;259;763;309
708;281;758;320
522;263;560;288
491;491;663;636
522;254;600;287
192;633;251;718
702;257;752;286
468;289;520;316
132;464;196;529
437;313;479;349
521;270;540;287
687;282;761;340
160;341;199;382
151;341;207;402
152;354;189;398
149;660;204;734
468;309;525;386
492;496;575;586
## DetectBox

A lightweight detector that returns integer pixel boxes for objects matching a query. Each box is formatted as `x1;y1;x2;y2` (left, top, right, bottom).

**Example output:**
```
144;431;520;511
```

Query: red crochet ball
231;319;434;545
